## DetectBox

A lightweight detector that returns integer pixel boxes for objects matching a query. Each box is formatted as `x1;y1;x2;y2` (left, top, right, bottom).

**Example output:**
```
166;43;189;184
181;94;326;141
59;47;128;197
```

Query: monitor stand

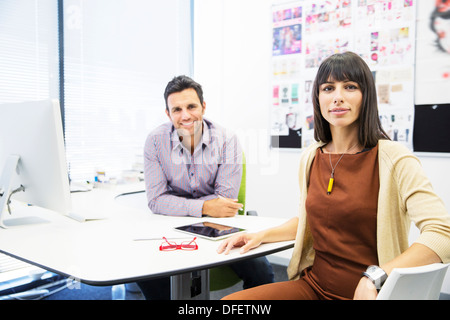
1;216;49;228
0;155;47;229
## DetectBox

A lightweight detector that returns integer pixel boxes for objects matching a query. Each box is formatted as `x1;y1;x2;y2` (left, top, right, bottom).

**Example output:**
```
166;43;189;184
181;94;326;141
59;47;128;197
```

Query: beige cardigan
287;139;450;280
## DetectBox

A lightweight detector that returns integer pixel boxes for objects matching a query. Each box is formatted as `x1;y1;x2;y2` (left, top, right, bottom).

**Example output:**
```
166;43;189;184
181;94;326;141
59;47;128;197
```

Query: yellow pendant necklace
327;143;358;195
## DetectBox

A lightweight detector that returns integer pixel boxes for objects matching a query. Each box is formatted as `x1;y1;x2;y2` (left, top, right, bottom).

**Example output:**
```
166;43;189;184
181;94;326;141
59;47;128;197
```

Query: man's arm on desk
144;177;242;218
202;195;242;217
145;189;241;218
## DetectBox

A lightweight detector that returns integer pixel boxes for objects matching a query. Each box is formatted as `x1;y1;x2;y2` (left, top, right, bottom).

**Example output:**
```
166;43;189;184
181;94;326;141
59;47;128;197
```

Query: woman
217;51;450;300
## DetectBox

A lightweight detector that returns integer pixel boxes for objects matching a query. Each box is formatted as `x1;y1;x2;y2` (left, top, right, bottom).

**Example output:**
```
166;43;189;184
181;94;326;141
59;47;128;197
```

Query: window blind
0;0;59;104
62;0;193;182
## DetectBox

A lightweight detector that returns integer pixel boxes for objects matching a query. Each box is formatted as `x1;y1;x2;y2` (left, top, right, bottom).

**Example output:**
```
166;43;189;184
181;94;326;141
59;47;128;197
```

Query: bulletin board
413;104;450;153
414;1;450;153
271;5;304;149
270;0;418;150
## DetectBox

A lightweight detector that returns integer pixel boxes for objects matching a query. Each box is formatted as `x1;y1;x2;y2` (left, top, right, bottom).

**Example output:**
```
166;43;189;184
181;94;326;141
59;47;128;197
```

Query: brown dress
302;145;380;299
222;145;381;300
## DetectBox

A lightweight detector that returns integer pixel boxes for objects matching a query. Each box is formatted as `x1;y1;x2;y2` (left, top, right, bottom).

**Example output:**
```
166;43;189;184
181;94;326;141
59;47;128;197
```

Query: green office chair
209;152;252;291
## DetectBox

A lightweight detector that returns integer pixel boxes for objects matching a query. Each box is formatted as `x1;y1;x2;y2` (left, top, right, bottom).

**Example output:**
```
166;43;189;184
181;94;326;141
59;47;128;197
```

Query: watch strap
362;265;388;291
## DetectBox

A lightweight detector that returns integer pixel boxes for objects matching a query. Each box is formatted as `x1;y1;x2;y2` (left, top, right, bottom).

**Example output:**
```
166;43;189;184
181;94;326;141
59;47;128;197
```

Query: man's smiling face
166;88;206;139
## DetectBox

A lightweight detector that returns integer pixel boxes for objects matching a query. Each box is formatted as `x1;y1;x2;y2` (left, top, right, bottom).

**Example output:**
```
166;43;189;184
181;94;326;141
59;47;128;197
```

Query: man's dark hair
164;75;204;112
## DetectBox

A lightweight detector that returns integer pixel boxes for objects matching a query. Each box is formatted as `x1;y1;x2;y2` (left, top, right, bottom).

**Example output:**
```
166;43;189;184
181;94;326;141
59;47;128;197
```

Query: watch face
364;265;388;290
367;266;378;273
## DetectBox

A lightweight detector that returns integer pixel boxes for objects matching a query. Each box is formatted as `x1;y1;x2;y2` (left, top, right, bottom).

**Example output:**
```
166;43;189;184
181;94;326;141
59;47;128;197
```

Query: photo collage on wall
414;0;450;105
271;5;303;148
271;0;416;150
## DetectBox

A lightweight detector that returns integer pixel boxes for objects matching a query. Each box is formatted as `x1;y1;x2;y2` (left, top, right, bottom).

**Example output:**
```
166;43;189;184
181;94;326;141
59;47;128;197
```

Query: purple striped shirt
144;118;243;217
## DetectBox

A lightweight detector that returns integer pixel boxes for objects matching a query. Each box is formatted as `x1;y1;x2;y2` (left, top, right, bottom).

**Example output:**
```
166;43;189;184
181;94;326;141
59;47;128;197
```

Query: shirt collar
202;120;212;147
170;120;211;153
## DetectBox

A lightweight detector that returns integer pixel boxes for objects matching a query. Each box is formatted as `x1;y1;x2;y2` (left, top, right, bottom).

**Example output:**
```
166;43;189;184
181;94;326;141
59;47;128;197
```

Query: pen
218;194;243;211
133;237;190;241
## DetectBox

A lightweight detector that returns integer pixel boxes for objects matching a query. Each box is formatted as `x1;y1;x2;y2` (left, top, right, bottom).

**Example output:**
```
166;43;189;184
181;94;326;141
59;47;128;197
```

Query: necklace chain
327;143;358;195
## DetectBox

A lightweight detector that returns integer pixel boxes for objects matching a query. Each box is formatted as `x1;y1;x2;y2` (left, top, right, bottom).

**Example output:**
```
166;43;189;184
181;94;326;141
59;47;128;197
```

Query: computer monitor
0;100;72;228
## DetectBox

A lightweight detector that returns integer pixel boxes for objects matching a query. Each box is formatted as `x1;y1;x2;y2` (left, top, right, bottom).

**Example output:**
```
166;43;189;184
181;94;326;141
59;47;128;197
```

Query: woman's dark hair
312;51;389;148
164;75;204;112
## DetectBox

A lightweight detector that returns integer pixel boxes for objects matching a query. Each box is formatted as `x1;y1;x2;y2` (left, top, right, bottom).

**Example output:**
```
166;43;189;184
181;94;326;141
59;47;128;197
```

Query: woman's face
318;78;363;131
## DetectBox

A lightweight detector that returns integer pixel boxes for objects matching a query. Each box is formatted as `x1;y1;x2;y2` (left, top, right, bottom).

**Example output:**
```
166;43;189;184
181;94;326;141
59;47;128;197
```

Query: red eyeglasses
159;237;198;251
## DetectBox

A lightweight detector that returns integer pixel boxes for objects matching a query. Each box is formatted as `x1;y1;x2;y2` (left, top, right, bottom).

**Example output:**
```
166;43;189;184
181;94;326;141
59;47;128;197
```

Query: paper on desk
133;230;186;241
69;210;108;222
128;220;190;241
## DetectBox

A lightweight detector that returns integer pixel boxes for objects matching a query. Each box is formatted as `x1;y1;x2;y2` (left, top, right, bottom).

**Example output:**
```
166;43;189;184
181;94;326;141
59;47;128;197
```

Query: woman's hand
217;232;264;255
353;276;378;300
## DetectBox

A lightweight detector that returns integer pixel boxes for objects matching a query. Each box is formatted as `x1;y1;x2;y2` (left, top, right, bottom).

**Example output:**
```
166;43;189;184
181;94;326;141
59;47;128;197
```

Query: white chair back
377;263;449;300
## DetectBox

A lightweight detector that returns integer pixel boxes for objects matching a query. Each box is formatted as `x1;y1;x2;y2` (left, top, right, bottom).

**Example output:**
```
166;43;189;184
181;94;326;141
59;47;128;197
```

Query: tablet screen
174;222;245;240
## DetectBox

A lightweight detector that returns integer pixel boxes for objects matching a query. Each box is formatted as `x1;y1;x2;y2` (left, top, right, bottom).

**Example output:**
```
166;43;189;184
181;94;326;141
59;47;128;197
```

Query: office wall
194;0;450;290
194;0;301;221
194;0;450;215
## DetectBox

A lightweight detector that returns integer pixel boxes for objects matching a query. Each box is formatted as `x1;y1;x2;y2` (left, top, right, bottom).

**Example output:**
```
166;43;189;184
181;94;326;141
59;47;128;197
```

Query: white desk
0;184;294;299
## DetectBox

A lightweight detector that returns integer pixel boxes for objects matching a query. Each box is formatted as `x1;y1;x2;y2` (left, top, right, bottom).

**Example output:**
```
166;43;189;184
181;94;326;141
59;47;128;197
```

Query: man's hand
202;196;243;217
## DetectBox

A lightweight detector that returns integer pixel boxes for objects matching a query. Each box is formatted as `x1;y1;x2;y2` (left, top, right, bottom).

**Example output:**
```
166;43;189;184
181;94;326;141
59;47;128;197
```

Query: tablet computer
174;221;245;240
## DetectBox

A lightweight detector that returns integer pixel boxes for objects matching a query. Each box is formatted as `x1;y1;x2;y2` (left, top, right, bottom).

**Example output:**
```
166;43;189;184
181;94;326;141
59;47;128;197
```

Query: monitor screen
0;100;71;228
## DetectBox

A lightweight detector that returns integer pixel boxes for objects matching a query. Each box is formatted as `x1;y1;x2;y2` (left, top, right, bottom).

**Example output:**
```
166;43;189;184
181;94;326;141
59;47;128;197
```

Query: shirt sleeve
143;134;204;217
213;133;243;200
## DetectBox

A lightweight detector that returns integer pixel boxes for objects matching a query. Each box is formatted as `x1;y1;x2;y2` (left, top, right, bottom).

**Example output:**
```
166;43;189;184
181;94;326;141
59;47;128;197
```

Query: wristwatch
362;265;388;291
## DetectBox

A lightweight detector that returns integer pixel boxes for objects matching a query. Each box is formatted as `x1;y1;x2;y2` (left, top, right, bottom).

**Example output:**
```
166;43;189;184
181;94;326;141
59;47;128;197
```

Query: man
137;75;274;299
145;75;243;217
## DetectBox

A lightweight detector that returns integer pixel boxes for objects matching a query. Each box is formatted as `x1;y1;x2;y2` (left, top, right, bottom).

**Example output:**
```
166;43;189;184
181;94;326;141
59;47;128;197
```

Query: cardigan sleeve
386;142;450;263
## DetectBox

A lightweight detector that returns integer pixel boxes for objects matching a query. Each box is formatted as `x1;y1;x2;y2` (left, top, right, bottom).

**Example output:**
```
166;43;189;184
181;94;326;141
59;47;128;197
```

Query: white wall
194;0;450;292
194;0;301;221
194;0;450;220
